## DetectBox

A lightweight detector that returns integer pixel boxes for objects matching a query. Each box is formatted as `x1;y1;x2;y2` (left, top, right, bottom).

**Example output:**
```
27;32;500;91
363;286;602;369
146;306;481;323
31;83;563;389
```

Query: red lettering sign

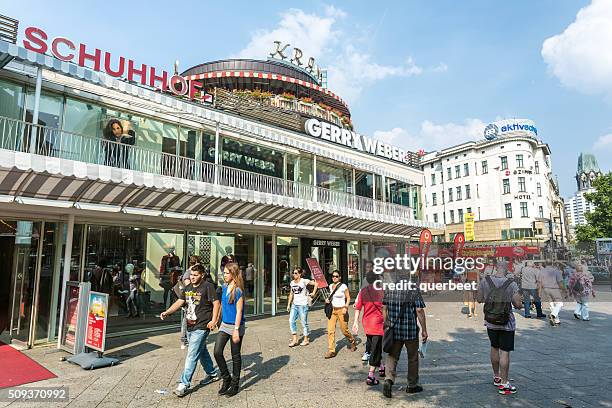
305;258;328;288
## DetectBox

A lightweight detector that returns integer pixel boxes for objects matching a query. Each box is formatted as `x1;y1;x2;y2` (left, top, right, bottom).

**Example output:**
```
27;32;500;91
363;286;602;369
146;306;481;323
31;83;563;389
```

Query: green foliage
578;173;612;242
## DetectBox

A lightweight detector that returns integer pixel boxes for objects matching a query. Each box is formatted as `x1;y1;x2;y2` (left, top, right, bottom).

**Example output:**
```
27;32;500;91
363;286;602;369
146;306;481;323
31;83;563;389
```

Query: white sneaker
173;383;188;397
362;352;371;362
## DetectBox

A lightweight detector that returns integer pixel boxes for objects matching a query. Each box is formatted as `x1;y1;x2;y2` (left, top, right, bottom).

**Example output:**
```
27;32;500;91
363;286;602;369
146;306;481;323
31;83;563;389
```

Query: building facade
565;152;602;228
0;19;438;348
420;119;568;246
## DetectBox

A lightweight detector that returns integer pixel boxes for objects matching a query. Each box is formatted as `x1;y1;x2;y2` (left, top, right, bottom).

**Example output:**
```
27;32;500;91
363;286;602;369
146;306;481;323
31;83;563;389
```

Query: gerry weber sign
22;26;212;103
304;118;412;165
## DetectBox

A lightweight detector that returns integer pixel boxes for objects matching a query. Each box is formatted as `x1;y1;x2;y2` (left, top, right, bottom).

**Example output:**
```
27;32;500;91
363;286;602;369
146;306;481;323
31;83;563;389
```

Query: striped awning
0;150;433;237
0;41;420;186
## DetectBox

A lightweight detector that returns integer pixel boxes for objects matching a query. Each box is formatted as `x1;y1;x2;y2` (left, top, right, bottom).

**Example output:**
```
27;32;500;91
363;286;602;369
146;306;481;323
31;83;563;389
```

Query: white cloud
542;0;612;96
373;119;486;152
432;63;448;73
235;8;426;104
594;134;612;150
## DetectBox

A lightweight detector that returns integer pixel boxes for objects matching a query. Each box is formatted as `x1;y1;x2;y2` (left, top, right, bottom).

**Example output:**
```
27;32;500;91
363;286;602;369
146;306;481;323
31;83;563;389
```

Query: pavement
2;287;612;408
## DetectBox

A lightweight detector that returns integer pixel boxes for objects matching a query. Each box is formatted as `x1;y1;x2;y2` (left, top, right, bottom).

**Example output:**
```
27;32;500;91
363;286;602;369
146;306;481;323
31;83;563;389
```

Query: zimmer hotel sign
21;26;211;102
304;118;412;165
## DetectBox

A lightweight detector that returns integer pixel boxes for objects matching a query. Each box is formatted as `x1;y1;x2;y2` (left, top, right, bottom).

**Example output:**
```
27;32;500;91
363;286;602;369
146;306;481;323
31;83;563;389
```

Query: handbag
324;283;342;319
382;302;407;353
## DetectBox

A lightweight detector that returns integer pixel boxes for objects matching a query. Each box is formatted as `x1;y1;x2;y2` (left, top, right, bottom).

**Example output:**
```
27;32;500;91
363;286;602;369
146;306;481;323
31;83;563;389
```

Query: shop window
317;160;351;193
222;137;284;178
355;171;374;198
386;178;410;207
0;78;25;121
63;98;103;138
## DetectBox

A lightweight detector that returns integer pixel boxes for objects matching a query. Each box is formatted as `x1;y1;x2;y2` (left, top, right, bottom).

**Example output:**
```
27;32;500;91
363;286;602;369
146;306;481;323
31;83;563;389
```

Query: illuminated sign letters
304;118;410;165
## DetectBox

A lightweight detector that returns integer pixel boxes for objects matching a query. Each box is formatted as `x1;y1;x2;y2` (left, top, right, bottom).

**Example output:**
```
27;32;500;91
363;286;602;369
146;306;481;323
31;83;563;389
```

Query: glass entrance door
8;221;41;347
276;237;300;313
311;246;340;284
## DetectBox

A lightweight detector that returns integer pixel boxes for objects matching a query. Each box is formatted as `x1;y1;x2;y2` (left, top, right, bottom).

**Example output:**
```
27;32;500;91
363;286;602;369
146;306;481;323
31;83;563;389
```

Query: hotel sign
304;118;412;165
22;26;212;103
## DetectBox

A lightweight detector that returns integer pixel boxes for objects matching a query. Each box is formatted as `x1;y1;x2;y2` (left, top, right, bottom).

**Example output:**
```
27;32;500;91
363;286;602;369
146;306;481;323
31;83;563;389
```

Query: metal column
28;67;42;153
271;231;277;316
214;122;220;184
56;214;75;349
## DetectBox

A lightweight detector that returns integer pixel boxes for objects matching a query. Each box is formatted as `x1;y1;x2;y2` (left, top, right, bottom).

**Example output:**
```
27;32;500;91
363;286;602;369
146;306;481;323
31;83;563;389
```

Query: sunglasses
332;275;340;278
293;272;300;275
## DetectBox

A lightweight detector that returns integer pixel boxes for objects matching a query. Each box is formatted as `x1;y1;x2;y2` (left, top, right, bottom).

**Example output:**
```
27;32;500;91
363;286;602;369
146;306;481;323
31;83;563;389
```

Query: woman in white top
325;270;356;359
287;267;318;347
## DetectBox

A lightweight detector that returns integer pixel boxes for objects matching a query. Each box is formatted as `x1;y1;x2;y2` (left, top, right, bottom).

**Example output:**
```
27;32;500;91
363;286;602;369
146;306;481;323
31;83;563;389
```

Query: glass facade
316;160;351;193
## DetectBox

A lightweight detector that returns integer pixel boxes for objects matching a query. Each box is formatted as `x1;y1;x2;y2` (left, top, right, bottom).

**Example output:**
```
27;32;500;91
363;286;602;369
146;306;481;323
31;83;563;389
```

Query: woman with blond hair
568;263;595;321
214;262;245;397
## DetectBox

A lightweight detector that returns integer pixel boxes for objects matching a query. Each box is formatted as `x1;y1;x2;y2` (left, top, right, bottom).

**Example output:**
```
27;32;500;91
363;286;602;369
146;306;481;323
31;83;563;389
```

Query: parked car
588;266;610;284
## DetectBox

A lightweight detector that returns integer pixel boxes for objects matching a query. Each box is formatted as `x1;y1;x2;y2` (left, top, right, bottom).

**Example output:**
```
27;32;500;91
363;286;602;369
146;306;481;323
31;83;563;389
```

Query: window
450;210;455;223
458;209;464;222
520;202;528;218
516;154;524;168
539;206;544;218
537;182;542;197
386;178;411;207
481;160;488;174
465;185;471;199
431;173;436;185
501;156;508;170
447;167;452;180
455;165;460;178
535;161;540;174
432;192;437;206
355;171;374;198
467;207;472;214
518;177;526;192
505;203;512;218
0;79;25;121
433;213;439;223
464;163;469;176
456;186;462;201
503;178;510;194
448;188;453;202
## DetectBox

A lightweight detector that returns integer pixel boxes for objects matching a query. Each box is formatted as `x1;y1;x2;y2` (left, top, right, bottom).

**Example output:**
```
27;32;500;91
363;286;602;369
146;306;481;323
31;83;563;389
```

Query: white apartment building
421;119;567;244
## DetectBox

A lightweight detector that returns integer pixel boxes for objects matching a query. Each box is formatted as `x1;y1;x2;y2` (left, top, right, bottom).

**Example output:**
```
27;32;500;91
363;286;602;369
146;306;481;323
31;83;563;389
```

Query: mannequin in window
103;119;135;169
160;247;181;308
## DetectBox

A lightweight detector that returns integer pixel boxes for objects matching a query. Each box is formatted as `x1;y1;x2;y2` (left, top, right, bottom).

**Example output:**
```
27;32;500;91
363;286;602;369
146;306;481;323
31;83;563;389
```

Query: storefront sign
483;119;538;139
304;118;411;165
85;291;109;352
312;239;341;247
514;194;531;200
22;26;212;103
464;212;475;242
306;258;328;288
269;41;322;83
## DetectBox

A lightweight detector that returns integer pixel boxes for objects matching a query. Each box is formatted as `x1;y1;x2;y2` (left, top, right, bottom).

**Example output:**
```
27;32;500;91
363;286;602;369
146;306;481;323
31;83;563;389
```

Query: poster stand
66;290;119;370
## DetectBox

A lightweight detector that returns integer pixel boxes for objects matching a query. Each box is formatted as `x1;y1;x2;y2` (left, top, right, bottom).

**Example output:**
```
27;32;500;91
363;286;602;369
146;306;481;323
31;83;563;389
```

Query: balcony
0;116;428;232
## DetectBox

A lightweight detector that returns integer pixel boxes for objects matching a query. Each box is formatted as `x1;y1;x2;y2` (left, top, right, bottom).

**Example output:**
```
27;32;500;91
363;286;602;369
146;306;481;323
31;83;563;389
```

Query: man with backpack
477;264;523;395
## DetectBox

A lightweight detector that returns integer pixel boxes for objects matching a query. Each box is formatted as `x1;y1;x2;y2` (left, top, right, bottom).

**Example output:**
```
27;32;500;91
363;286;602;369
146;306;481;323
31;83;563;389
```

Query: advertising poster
453;233;465;258
306;258;328;288
419;229;432;259
60;282;80;353
85;291;109;352
464;212;475;241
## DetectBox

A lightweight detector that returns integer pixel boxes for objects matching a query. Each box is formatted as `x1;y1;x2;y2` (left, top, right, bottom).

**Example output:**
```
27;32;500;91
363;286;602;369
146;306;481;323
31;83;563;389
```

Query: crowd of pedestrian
156;255;599;400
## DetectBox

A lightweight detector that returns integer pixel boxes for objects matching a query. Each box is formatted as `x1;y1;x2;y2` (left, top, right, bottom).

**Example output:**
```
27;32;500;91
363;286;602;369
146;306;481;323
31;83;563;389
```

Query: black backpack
483;276;513;325
572;277;584;294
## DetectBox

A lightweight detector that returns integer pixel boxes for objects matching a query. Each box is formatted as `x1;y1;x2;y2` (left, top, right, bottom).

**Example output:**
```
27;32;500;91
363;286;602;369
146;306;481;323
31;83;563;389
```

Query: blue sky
7;0;612;196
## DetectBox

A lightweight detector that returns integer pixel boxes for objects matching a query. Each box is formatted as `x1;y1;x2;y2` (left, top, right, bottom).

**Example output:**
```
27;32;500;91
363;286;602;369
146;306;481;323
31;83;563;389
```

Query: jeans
214;331;243;381
386;339;420;387
180;329;215;387
289;304;309;336
522;289;543;316
574;295;590;320
327;307;355;352
126;290;140;316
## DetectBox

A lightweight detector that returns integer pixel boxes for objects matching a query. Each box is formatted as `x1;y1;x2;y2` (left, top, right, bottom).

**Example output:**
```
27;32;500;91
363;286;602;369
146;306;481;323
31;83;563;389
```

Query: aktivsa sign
21;26;212;103
483;119;538;140
304;118;411;165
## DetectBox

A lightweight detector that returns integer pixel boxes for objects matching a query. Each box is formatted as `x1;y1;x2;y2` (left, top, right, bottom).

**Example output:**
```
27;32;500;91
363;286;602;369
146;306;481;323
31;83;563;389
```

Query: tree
577;173;612;242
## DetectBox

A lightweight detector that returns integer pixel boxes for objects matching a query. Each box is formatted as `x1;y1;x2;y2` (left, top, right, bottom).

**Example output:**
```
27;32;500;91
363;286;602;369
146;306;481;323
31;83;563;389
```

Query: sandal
366;376;379;386
289;340;299;347
300;340;310;346
379;366;386;377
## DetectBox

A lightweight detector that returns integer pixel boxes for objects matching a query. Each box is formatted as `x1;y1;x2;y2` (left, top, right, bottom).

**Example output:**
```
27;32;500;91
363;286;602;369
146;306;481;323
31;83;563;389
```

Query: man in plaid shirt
382;273;428;398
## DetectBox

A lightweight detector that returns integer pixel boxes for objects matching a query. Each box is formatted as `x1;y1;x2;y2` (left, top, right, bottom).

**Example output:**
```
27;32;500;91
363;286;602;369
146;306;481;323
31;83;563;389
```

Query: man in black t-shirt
161;265;221;397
